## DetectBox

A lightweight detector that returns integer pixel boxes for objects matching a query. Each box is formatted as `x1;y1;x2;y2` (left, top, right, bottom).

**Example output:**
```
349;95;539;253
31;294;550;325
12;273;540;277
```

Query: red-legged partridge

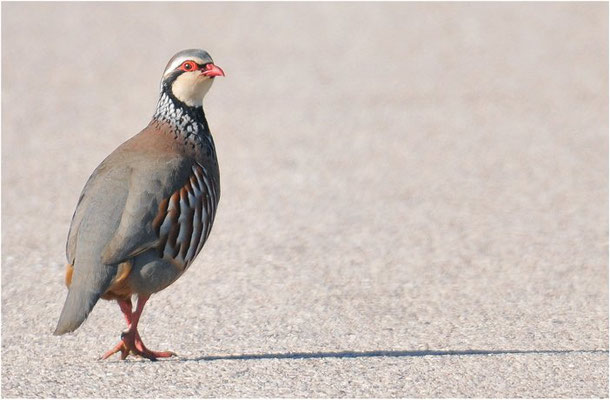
54;49;224;360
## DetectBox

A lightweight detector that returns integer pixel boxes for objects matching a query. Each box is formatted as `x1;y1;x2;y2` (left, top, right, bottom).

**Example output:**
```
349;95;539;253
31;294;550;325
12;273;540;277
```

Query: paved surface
2;2;608;398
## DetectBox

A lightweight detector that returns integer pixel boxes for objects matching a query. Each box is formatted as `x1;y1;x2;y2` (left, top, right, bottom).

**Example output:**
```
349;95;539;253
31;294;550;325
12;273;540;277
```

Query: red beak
202;63;225;77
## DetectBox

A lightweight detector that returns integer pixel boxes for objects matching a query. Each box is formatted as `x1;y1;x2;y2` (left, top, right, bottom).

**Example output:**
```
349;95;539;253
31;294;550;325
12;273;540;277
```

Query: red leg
100;298;133;360
118;298;133;324
129;296;175;358
100;296;175;361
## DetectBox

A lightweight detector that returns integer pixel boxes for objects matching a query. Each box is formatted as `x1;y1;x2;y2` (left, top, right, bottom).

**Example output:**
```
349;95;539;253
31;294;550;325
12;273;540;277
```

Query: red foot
100;330;176;361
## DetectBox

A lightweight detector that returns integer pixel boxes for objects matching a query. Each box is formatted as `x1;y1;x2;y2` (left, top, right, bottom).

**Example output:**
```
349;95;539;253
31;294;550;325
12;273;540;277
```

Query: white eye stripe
163;56;208;76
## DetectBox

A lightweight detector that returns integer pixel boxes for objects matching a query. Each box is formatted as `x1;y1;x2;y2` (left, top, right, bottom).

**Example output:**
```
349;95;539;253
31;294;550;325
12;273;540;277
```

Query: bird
54;49;224;360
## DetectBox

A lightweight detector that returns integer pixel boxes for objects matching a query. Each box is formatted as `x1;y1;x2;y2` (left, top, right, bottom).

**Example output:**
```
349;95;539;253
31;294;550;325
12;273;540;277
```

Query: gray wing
100;158;220;268
66;156;130;265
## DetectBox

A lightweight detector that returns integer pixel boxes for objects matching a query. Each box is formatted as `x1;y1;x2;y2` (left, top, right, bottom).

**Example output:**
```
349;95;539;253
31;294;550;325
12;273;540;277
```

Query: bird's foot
100;339;131;360
100;330;176;361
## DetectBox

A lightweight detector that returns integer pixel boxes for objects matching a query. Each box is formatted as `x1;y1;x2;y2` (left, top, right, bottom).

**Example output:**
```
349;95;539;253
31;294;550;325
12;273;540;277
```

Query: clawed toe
100;333;175;361
98;297;176;361
100;340;130;360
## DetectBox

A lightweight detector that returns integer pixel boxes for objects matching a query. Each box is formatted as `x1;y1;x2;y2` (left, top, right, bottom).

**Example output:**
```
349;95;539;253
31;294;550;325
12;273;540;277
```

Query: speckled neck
151;89;216;155
152;90;207;135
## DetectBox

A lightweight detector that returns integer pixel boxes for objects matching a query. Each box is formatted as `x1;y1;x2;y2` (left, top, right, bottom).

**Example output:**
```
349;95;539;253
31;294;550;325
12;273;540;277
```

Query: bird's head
160;49;224;108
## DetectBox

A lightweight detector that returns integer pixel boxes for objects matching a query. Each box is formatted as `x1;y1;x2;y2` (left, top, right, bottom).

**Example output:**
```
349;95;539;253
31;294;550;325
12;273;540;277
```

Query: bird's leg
129;295;176;359
120;298;134;323
100;298;134;360
100;295;175;361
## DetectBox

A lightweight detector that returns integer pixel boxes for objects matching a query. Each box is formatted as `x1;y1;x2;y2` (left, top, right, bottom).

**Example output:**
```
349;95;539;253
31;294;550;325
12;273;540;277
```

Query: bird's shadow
177;348;608;362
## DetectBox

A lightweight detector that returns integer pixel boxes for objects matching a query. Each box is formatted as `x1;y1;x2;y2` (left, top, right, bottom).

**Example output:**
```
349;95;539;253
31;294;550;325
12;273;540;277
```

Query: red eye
179;61;198;72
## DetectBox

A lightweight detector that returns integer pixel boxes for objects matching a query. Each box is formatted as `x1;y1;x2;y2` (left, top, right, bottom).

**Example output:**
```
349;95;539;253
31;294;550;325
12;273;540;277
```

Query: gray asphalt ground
1;2;608;398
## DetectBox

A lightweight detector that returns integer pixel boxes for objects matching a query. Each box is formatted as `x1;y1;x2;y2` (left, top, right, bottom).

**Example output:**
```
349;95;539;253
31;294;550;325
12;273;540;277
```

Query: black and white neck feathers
152;87;215;154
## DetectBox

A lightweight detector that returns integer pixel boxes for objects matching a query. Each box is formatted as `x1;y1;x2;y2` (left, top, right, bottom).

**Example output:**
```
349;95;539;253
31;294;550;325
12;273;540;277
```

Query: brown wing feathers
152;163;217;269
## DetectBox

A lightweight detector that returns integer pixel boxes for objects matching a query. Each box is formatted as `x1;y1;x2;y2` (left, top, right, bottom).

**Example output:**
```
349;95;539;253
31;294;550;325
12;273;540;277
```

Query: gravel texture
2;2;608;398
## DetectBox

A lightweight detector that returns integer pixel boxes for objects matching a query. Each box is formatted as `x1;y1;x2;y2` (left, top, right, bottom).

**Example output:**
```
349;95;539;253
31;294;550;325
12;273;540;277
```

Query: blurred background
2;2;608;397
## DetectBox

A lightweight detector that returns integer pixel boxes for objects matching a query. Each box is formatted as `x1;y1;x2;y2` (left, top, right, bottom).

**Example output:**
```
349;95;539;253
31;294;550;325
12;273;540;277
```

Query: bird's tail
54;264;116;335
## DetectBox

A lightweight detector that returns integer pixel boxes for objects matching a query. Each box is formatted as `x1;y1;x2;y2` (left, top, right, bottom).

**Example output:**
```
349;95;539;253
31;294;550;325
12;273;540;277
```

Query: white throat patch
171;72;214;107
